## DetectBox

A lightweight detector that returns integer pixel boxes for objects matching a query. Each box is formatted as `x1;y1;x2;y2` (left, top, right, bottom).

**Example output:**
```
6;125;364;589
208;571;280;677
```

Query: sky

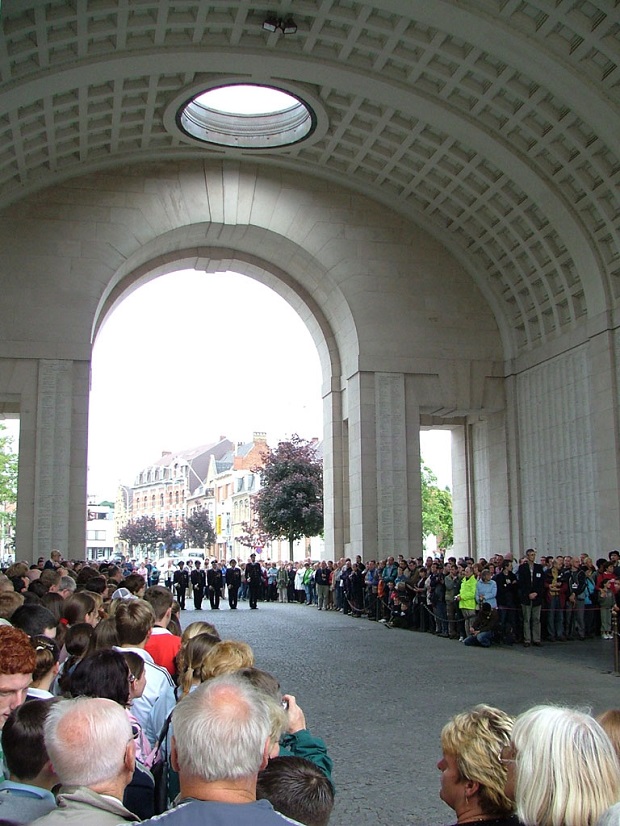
3;268;452;498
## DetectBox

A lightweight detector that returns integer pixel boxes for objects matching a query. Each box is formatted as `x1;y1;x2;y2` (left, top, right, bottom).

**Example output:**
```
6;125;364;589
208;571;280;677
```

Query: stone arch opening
92;246;352;561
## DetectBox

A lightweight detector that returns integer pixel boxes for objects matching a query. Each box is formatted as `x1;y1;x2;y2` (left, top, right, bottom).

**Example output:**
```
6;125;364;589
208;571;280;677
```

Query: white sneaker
378;618;387;623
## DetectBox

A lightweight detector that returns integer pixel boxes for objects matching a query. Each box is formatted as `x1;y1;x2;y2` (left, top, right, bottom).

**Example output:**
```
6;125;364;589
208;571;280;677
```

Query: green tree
0;424;18;553
182;507;216;551
160;520;179;553
421;461;453;548
253;434;323;561
118;515;160;556
236;515;272;556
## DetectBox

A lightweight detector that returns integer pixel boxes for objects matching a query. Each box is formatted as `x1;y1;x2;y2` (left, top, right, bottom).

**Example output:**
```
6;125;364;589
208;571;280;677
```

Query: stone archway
92;241;351;561
1;160;503;560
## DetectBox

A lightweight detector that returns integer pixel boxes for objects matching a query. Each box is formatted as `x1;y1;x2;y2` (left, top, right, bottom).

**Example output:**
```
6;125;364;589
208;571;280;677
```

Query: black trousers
249;582;260;608
208;587;220;609
193;586;203;610
228;586;238;609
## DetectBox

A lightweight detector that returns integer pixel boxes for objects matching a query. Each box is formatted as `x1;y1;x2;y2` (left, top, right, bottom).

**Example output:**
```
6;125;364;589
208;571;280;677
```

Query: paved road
179;601;620;826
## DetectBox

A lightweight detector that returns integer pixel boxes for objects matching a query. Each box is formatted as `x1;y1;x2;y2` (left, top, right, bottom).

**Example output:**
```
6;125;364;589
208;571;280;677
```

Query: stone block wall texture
470;412;511;559
516;345;597;554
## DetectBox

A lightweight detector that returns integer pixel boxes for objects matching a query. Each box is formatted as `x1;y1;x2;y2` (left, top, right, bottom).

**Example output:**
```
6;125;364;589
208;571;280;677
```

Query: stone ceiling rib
0;0;618;358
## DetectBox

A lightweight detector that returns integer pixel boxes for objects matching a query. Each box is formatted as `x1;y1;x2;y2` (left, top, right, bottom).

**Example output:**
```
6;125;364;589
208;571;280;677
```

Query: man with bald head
29;697;138;825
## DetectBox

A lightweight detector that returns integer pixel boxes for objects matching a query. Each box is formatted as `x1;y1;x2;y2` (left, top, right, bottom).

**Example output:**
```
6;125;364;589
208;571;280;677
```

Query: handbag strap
154;710;174;759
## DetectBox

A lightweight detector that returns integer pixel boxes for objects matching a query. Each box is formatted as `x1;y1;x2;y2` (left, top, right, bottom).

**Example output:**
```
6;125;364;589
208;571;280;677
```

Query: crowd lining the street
1;549;620;826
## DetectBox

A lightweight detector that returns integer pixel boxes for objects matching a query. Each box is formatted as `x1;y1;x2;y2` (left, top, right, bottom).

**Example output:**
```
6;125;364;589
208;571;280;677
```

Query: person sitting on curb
463;603;499;648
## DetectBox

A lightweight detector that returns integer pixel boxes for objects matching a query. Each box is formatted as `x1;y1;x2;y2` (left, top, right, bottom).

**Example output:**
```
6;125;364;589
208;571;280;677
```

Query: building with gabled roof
130;438;234;535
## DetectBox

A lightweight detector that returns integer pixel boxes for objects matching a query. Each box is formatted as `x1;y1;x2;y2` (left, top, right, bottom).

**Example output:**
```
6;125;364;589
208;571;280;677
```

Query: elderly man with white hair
141;673;296;826
30;696;138;826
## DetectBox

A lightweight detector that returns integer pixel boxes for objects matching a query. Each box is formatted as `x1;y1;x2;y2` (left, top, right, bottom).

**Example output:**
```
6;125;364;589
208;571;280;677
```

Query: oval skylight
177;84;315;149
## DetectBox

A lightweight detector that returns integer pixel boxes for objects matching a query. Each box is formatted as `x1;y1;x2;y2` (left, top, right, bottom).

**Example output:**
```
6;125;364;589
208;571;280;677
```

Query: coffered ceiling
1;1;618;355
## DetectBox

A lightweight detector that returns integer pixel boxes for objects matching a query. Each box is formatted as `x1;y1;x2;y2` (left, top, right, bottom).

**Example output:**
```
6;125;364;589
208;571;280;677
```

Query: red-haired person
0;625;36;765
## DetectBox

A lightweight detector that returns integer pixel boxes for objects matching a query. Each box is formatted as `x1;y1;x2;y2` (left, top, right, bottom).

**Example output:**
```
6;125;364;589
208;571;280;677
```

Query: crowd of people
0;549;335;825
1;549;620;826
249;549;620;649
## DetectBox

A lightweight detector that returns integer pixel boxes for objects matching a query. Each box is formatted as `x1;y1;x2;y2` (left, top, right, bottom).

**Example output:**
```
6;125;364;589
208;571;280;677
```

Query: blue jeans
464;631;493;647
434;602;447;634
304;584;312;604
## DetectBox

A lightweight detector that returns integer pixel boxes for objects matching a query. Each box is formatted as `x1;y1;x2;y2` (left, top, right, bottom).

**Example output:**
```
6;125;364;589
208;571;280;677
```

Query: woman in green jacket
456;566;478;636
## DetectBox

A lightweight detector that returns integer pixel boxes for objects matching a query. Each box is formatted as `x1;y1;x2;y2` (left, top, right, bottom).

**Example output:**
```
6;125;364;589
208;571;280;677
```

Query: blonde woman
199;639;254;682
507;705;620;826
438;704;516;826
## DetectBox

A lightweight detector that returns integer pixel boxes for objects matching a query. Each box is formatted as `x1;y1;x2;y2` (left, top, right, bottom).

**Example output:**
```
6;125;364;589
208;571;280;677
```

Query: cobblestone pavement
180;601;620;826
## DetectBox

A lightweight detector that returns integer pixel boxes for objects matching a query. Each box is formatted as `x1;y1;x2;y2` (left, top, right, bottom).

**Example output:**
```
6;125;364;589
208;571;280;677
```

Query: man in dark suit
190;560;206;610
517;548;545;646
225;560;242;609
245;553;263;609
172;561;189;610
206;560;223;610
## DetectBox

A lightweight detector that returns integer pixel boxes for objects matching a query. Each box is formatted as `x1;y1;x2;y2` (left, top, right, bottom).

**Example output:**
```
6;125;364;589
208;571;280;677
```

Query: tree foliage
118;515;160;555
253;434;323;561
160;520;180;553
0;425;18;548
236;516;272;555
421;461;453;548
182;507;215;550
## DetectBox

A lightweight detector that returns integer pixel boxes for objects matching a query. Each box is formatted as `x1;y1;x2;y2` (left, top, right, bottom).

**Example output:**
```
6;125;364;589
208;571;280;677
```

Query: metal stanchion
613;612;619;675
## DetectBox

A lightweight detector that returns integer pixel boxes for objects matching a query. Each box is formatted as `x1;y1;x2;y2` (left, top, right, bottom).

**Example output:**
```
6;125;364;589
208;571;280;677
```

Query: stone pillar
322;380;345;561
376;372;410;557
16;359;89;561
347;372;378;559
450;425;471;559
347;371;424;560
470;413;511;558
504;374;524;557
589;330;620;550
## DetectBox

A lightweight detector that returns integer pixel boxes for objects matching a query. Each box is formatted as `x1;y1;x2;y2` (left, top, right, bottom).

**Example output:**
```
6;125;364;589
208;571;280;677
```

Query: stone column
17;359;89;561
322;380;345;561
347;371;424;560
450;425;471;559
347;371;378;559
504;374;524;557
589;329;620;550
376;372;409;558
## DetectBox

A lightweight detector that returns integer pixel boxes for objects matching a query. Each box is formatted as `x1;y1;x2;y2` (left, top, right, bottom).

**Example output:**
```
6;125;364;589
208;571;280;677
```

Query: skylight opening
177;83;316;149
196;85;296;116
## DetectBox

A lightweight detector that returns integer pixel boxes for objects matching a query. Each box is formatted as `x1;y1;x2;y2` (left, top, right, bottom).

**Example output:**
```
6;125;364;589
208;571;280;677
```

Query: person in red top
143;586;181;678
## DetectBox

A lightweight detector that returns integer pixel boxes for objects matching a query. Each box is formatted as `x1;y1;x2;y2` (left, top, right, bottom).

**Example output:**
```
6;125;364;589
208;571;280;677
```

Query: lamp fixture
262;15;297;34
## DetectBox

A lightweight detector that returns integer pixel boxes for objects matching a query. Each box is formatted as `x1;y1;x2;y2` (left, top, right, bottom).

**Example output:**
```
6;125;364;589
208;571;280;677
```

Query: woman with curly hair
438;704;517;826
